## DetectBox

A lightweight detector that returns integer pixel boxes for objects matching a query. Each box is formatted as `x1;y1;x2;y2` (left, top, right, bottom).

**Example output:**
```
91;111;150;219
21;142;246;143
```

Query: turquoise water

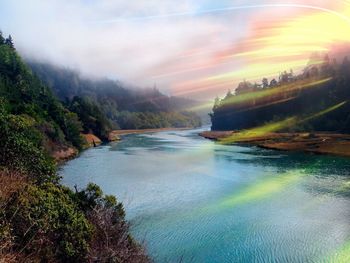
60;129;350;262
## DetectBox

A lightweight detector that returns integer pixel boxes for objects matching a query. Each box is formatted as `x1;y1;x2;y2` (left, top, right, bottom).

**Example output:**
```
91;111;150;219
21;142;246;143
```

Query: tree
262;78;269;88
0;30;4;44
280;70;289;83
342;56;350;70
323;54;330;65
5;35;14;48
269;78;278;87
213;96;221;111
224;89;233;99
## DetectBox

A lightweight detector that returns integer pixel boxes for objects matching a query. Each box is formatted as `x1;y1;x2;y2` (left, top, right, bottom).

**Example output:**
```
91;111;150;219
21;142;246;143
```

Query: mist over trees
29;62;202;131
210;53;350;132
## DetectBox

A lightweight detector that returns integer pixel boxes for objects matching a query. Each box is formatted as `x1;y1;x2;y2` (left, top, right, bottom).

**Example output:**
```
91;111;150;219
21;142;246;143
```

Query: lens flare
234;96;298;113
326;240;350;263
219;118;297;144
217;171;302;209
302;101;348;121
218;77;332;109
219;101;347;144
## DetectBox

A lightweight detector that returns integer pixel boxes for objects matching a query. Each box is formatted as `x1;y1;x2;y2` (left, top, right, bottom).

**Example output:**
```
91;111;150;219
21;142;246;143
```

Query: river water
60;129;350;262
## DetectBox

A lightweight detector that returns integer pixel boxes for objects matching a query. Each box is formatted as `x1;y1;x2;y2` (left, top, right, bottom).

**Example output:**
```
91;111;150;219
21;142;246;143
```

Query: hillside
0;34;85;153
29;61;202;131
210;54;350;132
0;32;149;262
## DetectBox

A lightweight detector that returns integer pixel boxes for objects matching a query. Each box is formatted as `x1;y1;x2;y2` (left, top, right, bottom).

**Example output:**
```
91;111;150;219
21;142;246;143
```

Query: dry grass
87;206;150;263
0;169;26;204
0;169;27;263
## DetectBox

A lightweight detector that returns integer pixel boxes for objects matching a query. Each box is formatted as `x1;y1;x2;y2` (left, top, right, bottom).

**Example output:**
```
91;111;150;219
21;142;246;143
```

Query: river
60;128;350;263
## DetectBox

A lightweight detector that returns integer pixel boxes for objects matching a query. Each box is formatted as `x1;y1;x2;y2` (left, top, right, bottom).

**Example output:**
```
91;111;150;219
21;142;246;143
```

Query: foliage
0;105;57;184
73;183;149;262
0;42;84;149
0;31;5;45
115;110;201;129
0;33;150;262
211;54;350;132
4;182;92;262
67;96;112;140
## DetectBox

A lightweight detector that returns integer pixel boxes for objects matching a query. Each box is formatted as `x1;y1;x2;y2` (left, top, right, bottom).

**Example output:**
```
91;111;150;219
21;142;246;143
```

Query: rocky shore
200;131;350;158
52;134;102;163
53;128;189;163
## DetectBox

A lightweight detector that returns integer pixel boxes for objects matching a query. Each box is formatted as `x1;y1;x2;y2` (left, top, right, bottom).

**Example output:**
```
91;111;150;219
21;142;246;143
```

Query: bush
74;183;150;262
0;107;57;184
4;182;92;262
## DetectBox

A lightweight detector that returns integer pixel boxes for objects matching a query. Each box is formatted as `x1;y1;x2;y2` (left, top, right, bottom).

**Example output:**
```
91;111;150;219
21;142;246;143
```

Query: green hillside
0;32;149;262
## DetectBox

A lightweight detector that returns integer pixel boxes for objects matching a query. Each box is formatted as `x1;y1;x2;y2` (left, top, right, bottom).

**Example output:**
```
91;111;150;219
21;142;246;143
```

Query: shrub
0;108;57;184
5;182;92;262
73;183;150;262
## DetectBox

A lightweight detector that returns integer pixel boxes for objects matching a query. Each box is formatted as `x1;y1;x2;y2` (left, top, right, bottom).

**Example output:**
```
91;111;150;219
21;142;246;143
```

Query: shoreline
108;127;190;139
54;127;192;163
199;131;350;158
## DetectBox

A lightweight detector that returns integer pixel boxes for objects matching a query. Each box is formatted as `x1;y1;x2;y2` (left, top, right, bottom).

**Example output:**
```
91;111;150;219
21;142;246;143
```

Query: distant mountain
29;61;202;130
28;61;201;112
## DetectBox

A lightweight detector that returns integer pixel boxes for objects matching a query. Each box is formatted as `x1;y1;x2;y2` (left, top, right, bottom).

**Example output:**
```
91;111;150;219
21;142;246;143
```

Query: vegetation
29;62;202;131
0;33;84;151
67;96;112;140
0;32;149;262
210;53;350;132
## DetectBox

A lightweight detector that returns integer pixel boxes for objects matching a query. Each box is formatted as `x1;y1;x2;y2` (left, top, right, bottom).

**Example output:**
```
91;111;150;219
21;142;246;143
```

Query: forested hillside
29;62;202;131
0;32;149;262
0;34;85;152
210;54;350;132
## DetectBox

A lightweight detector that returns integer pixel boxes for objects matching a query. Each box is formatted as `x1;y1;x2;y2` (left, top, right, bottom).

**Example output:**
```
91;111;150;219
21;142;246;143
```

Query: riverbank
52;134;102;163
108;127;190;139
199;131;350;158
53;128;191;162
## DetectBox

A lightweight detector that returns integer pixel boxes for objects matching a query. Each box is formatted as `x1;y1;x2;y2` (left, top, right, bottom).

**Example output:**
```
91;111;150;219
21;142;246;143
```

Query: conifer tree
5;34;14;48
0;30;5;44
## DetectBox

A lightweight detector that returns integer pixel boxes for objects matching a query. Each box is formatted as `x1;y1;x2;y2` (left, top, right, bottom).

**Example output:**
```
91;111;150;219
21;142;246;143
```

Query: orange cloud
168;2;350;98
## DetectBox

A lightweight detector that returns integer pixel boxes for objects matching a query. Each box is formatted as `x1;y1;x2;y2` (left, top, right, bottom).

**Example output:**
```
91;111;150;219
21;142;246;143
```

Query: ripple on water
60;129;350;263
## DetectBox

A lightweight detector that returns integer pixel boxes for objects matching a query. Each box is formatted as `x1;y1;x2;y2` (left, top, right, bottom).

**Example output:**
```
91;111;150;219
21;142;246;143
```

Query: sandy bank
82;133;102;147
52;134;102;163
199;131;350;158
52;146;78;163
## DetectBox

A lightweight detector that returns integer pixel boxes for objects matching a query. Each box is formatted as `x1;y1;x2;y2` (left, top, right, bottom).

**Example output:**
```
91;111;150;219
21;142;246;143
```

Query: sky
1;0;350;100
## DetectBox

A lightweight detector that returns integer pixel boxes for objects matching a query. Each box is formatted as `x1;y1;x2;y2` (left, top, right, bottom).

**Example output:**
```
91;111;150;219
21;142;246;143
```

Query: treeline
210;53;350;132
0;32;149;261
29;62;201;134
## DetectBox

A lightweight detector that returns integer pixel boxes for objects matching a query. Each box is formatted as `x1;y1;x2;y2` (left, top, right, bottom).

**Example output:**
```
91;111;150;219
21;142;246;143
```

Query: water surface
61;129;350;262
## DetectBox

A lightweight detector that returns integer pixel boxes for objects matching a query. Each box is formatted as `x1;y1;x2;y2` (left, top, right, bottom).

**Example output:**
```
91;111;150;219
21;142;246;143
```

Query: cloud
1;0;350;100
0;1;236;86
